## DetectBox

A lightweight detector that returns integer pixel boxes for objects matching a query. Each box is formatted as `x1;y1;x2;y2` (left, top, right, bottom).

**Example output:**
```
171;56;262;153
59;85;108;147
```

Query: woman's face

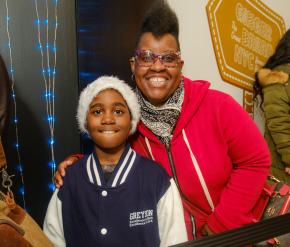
130;32;184;106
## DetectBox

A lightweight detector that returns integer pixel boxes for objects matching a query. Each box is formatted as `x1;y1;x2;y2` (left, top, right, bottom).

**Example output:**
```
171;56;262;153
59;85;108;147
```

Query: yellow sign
206;0;285;91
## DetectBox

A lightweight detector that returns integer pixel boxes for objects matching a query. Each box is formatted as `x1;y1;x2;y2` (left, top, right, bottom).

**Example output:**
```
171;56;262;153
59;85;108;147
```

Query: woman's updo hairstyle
135;0;180;50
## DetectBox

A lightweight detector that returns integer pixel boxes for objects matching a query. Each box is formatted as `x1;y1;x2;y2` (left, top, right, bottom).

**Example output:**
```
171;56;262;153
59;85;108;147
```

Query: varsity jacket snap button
101;228;107;235
101;190;108;197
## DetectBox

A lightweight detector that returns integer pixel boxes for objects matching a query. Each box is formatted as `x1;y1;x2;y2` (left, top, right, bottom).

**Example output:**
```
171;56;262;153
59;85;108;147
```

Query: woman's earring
131;74;135;82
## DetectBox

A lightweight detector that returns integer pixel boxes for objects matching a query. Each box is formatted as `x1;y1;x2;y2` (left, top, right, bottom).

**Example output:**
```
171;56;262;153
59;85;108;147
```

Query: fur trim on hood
257;68;289;87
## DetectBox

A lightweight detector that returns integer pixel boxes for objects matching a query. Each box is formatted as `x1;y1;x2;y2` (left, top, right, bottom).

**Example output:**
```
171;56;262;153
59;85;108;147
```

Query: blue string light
34;0;59;192
3;0;60;207
4;0;27;209
17;165;23;173
19;186;25;196
48;138;55;145
48;161;56;169
48;182;56;191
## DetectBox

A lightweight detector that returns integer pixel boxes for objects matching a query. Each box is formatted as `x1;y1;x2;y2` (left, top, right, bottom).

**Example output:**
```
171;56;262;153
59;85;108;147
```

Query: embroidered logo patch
129;209;153;227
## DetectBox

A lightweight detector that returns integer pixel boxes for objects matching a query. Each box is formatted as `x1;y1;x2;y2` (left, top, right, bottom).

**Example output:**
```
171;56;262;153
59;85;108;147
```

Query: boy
43;76;187;247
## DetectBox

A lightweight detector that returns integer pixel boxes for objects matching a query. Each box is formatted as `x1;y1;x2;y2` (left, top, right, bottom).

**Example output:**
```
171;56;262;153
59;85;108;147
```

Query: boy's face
86;89;131;152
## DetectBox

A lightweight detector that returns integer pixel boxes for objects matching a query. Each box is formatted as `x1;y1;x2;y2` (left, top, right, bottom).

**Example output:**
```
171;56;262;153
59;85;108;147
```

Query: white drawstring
145;132;214;212
145;137;155;161
182;129;215;212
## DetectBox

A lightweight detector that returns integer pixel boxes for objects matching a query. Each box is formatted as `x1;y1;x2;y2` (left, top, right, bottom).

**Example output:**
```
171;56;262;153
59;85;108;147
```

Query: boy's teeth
102;131;115;134
149;77;165;82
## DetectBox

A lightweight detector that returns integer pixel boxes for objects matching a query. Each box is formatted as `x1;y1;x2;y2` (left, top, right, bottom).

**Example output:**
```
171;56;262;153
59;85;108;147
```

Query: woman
254;29;290;184
56;0;270;239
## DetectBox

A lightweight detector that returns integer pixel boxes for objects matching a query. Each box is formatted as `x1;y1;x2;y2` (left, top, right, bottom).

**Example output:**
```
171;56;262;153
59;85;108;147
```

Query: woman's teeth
149;77;166;86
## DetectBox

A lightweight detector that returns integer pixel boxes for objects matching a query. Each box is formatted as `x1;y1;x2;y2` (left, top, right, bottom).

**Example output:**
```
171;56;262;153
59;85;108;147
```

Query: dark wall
0;1;79;224
77;0;155;88
77;0;155;153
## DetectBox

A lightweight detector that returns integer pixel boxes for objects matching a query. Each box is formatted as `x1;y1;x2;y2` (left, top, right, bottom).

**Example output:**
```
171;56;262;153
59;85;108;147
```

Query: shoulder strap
0;217;25;236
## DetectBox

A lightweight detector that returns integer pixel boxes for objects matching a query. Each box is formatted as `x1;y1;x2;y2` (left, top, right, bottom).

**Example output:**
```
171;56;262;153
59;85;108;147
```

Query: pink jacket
130;76;270;238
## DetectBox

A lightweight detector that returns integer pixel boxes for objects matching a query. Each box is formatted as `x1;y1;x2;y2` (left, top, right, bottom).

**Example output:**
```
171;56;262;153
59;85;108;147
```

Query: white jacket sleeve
157;179;188;247
43;189;66;247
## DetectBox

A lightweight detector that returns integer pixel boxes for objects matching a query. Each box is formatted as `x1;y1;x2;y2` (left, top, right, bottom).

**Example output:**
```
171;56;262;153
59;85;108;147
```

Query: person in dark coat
255;29;290;184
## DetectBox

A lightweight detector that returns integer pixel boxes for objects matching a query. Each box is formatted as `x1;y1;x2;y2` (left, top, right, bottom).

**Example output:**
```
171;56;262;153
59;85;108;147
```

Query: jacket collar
85;144;137;187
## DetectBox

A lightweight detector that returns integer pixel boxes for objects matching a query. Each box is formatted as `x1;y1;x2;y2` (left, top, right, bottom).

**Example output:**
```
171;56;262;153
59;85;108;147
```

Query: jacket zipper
165;143;197;239
165;143;180;190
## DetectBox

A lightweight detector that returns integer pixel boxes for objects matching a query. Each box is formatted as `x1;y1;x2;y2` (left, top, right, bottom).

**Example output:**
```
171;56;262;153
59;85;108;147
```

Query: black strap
171;213;290;247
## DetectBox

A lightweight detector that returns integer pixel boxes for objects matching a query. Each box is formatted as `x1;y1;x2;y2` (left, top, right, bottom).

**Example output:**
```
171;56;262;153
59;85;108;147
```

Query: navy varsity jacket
44;145;187;247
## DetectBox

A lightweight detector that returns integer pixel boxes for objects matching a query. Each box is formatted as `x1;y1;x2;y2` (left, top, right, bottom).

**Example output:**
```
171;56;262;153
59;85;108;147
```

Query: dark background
76;0;155;153
0;0;154;225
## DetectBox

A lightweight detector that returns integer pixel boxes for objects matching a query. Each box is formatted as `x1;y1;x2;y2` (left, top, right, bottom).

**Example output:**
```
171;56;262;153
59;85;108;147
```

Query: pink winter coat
130;76;270;238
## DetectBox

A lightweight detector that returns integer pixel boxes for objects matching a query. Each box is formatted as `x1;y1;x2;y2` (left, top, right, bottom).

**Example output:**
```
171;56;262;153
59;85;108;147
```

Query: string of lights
34;0;59;191
4;0;26;209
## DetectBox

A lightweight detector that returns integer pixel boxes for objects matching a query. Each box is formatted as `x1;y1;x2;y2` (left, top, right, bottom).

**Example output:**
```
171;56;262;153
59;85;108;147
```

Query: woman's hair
135;0;180;50
254;29;290;103
263;29;290;69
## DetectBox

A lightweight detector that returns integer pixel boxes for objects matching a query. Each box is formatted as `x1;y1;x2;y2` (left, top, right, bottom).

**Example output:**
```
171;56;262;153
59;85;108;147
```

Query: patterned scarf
136;81;184;145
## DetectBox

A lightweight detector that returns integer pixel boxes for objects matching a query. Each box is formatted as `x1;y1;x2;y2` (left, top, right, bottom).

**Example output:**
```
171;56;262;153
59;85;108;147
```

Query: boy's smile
99;130;118;134
86;89;132;157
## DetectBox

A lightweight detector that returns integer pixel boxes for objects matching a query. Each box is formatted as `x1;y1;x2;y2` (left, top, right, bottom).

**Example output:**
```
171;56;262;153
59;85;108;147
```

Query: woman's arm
54;154;83;188
207;95;270;232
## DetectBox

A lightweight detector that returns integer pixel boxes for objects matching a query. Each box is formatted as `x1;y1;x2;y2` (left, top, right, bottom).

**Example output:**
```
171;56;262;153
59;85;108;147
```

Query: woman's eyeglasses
133;49;181;68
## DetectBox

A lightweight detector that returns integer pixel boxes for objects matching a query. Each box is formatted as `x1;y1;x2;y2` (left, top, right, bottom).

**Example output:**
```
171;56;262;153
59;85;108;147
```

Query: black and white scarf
136;81;184;145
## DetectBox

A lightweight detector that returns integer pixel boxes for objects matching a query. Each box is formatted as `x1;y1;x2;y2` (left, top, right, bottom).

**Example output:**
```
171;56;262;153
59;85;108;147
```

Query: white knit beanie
77;76;140;135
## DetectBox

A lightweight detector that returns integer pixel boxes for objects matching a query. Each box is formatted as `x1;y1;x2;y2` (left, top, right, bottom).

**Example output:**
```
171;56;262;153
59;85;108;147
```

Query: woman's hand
285;167;290;175
54;157;78;188
201;224;214;236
